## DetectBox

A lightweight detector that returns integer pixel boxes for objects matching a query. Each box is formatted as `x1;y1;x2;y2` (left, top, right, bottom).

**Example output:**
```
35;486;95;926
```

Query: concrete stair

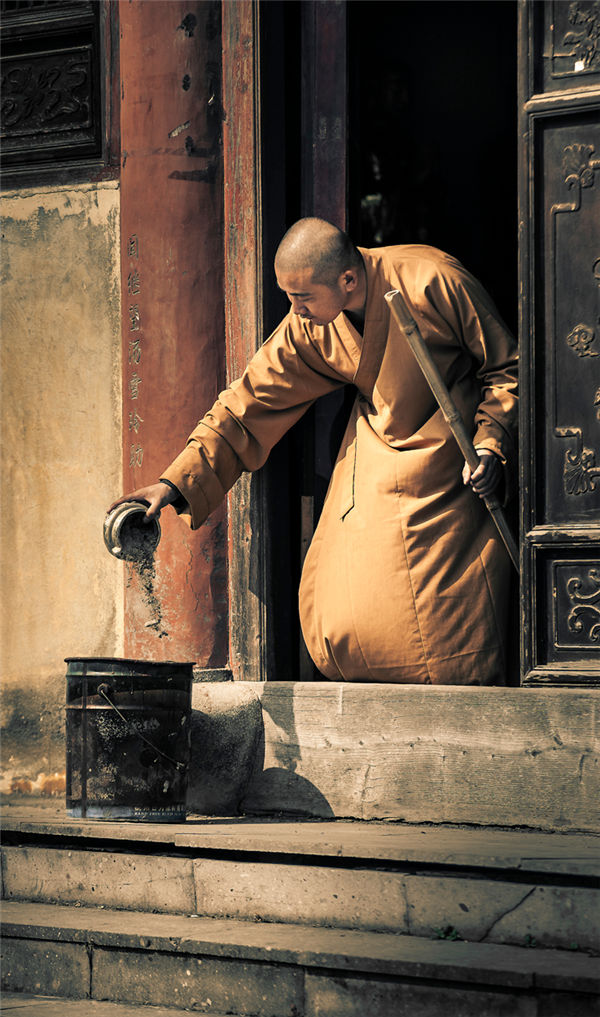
1;806;599;1015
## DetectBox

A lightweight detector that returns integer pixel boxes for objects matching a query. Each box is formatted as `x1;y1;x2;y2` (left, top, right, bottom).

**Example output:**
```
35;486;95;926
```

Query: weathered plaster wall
1;182;123;797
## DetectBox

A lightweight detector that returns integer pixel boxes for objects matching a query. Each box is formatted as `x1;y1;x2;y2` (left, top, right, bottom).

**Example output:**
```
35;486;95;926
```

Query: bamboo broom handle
384;289;519;573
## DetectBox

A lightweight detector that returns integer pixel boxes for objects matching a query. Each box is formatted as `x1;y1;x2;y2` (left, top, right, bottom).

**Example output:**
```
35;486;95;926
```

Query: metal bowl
103;501;161;561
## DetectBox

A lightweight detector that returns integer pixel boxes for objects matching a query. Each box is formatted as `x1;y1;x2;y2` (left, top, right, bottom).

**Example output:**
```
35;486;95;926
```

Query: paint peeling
177;13;197;37
1;771;66;797
168;120;191;139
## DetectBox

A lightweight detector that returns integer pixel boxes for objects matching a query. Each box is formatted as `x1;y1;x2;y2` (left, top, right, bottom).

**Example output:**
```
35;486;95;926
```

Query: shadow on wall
187;682;334;818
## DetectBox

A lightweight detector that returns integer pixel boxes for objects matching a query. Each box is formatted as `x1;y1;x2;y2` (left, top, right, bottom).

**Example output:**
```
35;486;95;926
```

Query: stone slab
305;972;538;1017
193;857;408;931
92;945;303;1014
403;877;599;953
1;939;89;998
1;847;196;914
1;903;598;992
0;995;224;1015
304;973;599;1017
192;858;599;952
2;805;599;876
239;684;600;831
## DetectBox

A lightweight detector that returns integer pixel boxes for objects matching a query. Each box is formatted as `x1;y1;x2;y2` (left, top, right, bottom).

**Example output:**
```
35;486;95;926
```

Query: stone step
2;810;599;953
1;902;599;1017
188;682;600;831
0;994;201;1015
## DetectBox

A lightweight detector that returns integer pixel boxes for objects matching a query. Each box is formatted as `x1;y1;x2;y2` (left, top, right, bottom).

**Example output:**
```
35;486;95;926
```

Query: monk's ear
341;268;358;292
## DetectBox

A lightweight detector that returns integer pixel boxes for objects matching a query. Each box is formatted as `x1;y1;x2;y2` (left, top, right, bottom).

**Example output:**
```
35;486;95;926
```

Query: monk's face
276;266;359;326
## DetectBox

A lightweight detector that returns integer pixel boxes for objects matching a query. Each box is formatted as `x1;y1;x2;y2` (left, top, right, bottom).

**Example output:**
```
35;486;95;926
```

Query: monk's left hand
462;449;502;499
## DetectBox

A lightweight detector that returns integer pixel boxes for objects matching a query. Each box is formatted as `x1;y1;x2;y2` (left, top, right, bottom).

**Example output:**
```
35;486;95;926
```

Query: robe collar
345;247;388;394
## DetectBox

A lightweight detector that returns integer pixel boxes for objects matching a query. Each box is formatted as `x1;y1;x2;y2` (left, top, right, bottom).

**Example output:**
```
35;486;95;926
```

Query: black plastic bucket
65;657;193;822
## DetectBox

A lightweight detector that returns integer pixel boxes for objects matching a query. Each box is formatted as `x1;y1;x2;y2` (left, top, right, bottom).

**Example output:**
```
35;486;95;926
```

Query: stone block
404;876;600;953
1;847;196;914
481;885;599;953
193;858;408;931
1;938;89;997
304;972;537;1017
92;945;304;1015
187;683;263;814
536;992;600;1017
238;684;600;831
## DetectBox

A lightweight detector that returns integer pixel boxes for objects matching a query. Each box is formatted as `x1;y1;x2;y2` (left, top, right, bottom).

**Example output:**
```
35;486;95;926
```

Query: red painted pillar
118;0;227;665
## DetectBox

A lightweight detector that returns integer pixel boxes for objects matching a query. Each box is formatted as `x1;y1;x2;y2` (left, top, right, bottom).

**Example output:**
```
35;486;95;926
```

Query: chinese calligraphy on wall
126;234;144;472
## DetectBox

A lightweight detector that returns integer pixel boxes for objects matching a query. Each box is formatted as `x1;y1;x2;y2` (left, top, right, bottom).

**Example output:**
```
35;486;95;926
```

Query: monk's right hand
108;482;179;521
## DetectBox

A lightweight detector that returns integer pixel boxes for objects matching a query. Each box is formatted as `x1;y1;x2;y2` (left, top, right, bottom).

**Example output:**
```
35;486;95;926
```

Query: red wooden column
118;0;228;665
221;0;266;680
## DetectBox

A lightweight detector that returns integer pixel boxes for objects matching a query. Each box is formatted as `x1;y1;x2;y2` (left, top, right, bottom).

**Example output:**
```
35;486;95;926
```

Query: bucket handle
97;684;187;772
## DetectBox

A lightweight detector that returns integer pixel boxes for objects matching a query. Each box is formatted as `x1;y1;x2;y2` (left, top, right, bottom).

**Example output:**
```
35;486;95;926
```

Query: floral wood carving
560;428;600;495
595;388;600;420
562;2;600;72
562;143;599;189
1;53;92;136
566;568;600;644
566;322;599;357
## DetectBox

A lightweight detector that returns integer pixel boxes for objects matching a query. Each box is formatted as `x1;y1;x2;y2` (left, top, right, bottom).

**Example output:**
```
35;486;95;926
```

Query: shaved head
275;218;362;288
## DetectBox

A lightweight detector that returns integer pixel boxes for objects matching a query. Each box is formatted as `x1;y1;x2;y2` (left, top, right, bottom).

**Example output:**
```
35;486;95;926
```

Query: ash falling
120;513;169;638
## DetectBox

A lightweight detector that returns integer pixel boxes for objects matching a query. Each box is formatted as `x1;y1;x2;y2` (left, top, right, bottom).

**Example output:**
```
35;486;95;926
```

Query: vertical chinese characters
126;235;144;472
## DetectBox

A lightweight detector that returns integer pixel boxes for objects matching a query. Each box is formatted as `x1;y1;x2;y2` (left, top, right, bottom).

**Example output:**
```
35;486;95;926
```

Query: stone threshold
2;803;599;878
188;682;600;830
2;901;599;993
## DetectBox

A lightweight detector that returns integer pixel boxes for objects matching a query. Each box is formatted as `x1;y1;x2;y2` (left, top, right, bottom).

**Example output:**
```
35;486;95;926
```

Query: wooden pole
385;289;519;572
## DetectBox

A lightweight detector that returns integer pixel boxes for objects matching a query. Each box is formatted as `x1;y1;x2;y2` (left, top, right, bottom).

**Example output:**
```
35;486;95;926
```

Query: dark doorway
348;0;518;334
259;0;519;681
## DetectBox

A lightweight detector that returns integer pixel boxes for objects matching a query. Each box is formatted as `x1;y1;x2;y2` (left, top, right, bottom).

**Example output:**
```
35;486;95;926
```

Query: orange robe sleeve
418;258;518;486
160;315;351;529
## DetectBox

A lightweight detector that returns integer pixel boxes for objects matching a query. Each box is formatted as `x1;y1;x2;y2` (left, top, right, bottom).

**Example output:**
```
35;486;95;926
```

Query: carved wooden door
520;0;600;686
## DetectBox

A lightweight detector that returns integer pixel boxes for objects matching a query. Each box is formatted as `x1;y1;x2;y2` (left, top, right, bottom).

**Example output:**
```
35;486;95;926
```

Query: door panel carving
549;556;600;656
537;0;600;93
520;0;600;685
540;118;600;523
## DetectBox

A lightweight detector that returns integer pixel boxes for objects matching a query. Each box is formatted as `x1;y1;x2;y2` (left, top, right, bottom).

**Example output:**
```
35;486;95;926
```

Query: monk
112;218;518;685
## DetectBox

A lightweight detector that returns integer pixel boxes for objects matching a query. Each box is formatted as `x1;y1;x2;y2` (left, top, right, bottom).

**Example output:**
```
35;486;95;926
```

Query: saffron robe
161;246;518;685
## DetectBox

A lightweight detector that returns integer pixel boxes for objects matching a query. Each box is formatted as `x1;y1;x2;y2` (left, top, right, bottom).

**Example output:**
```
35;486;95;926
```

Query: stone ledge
1;807;599;876
1;902;598;993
